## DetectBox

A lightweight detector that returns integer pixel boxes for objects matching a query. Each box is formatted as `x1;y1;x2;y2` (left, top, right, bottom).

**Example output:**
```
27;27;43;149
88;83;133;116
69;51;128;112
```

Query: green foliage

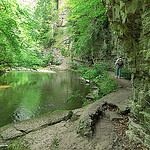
68;62;79;70
42;54;53;65
34;0;58;48
51;135;59;149
77;63;109;81
0;0;21;69
53;61;61;65
65;90;86;104
65;0;107;56
70;63;117;100
60;48;69;57
114;68;131;80
121;68;131;80
97;72;117;96
0;0;43;70
7;137;29;150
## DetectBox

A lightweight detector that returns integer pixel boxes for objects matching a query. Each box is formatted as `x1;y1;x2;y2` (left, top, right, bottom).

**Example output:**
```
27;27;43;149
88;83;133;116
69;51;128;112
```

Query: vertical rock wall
51;0;69;64
103;0;150;147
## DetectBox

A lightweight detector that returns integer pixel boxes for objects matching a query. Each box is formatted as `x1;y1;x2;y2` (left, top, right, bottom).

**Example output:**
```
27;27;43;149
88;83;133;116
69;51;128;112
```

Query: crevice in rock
89;109;104;136
42;111;73;128
0;111;73;142
33;111;73;133
102;102;131;115
102;102;118;111
18;130;27;134
0;144;8;149
76;105;104;137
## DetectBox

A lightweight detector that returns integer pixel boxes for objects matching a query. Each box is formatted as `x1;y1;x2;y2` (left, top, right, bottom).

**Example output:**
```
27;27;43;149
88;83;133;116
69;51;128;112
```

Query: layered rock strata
103;0;150;147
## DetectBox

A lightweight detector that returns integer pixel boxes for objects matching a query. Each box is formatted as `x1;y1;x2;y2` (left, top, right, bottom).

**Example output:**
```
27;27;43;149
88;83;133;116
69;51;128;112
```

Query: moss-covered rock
103;0;150;148
76;100;104;137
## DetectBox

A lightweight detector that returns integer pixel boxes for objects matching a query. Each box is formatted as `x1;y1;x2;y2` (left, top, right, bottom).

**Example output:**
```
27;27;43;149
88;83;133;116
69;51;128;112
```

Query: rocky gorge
0;0;149;149
102;0;150;147
53;1;150;147
38;0;150;148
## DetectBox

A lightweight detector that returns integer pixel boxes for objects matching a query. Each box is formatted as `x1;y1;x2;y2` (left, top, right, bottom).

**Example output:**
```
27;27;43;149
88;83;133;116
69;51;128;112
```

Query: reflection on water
0;71;89;127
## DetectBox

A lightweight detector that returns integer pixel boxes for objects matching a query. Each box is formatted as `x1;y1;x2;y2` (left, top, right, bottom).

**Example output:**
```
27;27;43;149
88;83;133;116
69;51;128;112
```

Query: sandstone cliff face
103;0;150;147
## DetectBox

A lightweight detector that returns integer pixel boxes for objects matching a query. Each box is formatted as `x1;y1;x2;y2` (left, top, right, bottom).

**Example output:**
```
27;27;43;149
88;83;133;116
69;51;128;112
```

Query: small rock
0;144;8;148
86;90;99;100
0;125;24;140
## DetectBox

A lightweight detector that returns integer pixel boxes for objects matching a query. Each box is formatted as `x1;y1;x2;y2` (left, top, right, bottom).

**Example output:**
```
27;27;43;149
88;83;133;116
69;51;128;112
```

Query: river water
0;71;89;127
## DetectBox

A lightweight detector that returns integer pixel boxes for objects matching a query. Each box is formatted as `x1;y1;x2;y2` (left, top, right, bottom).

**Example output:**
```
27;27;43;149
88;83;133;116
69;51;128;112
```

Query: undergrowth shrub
121;68;131;80
77;63;109;80
64;90;86;104
68;63;117;105
97;72;116;96
68;62;79;70
114;68;131;80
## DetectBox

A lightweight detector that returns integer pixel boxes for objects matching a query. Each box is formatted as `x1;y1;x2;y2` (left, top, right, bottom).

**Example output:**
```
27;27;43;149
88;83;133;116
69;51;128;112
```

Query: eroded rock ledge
0;111;72;146
76;87;131;137
102;0;150;148
0;78;133;149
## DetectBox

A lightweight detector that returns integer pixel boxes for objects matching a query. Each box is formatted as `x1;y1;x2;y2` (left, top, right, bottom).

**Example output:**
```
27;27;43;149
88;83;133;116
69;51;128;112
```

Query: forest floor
0;66;148;150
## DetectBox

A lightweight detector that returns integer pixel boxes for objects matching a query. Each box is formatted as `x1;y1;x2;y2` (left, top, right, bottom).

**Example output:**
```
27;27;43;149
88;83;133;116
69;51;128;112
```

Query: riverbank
0;71;148;150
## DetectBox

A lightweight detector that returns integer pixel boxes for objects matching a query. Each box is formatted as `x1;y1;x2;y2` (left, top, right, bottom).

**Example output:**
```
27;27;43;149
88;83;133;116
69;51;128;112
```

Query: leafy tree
0;0;21;69
34;0;58;48
0;0;43;70
64;0;107;59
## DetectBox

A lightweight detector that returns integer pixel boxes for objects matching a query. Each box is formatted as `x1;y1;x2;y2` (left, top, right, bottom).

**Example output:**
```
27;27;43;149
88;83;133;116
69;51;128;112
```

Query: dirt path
0;71;148;150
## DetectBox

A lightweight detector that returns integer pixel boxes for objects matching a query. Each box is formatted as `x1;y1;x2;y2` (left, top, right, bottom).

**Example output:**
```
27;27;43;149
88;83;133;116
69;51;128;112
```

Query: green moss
7;137;30;150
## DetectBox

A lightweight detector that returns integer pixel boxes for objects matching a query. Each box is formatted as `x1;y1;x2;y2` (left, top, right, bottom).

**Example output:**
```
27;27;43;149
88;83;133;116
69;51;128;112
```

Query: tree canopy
0;0;108;71
65;0;107;57
0;0;43;70
33;0;58;48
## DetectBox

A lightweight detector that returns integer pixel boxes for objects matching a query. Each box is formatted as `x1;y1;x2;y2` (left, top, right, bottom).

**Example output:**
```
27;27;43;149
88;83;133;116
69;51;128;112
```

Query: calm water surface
0;71;89;127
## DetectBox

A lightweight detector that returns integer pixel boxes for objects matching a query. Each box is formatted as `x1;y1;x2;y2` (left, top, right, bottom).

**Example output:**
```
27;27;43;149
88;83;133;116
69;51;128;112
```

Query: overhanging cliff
103;0;150;147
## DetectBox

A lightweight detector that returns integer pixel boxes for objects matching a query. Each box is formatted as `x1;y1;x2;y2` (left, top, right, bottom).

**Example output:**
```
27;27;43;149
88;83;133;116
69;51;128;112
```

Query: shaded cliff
39;0;149;146
103;0;150;147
